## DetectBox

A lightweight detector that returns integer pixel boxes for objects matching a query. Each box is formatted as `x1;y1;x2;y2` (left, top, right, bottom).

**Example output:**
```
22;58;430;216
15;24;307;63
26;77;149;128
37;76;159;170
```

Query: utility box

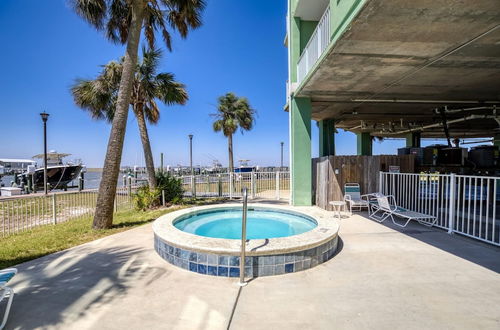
398;147;411;155
423;145;447;166
469;145;500;168
1;187;22;196
438;147;468;166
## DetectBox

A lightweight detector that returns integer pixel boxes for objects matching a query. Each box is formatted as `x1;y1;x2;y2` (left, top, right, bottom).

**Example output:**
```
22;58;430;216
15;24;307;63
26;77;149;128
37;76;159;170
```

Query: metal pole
280;142;284;170
189;134;194;196
239;187;248;286
189;135;193;176
160;152;164;174
40;112;49;195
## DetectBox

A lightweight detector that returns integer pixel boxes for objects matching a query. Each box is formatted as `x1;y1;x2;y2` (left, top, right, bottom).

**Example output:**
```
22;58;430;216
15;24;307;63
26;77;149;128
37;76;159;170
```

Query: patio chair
343;183;369;213
370;194;437;228
362;192;383;216
0;268;17;330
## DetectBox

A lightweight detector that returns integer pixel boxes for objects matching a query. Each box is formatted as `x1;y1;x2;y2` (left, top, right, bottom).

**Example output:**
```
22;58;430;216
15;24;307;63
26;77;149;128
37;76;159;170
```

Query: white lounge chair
363;192;383;216
0;268;17;330
370;194;437;228
343;183;369;213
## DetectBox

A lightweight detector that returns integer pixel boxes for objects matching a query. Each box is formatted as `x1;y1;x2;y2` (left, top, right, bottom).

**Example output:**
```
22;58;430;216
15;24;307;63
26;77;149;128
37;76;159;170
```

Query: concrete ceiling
297;0;500;138
294;0;329;21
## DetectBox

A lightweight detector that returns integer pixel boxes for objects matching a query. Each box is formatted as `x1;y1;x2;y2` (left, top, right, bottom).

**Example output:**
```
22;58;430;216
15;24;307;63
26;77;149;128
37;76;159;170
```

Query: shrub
155;171;184;204
133;185;161;211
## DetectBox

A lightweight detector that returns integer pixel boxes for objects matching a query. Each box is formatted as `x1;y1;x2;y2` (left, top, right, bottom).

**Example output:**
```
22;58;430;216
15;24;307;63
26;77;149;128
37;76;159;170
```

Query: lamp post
188;134;194;196
280;141;284;170
188;135;193;176
40;112;50;195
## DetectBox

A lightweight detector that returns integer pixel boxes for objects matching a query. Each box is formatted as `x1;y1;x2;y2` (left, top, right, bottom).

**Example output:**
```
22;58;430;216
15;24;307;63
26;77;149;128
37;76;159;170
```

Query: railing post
128;177;132;196
218;174;222;197
229;173;233;199
250;172;255;199
52;194;57;224
448;173;456;234
276;171;280;200
305;49;309;75
317;25;322;55
206;175;210;196
379;171;383;193
78;173;84;192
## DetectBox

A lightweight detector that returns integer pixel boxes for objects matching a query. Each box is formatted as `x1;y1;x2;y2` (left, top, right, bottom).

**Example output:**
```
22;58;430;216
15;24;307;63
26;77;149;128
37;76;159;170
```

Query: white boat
19;151;83;190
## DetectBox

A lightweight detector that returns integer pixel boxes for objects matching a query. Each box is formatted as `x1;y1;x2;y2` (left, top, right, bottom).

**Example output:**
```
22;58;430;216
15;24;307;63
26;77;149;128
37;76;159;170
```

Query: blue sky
0;0;414;168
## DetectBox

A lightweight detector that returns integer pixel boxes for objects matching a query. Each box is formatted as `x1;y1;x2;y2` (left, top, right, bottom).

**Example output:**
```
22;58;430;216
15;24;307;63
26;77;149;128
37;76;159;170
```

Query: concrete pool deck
4;207;500;329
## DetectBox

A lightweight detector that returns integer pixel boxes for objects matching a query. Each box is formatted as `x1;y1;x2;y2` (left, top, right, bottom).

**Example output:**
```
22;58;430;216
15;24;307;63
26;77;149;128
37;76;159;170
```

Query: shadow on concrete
7;246;168;329
357;212;500;273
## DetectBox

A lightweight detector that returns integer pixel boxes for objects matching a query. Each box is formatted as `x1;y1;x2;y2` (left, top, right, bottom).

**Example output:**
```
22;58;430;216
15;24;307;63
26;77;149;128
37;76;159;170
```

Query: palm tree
212;93;255;173
71;47;188;190
72;0;205;229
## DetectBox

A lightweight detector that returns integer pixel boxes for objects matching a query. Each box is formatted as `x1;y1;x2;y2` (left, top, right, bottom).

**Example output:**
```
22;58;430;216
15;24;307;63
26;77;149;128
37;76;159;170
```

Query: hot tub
153;204;339;277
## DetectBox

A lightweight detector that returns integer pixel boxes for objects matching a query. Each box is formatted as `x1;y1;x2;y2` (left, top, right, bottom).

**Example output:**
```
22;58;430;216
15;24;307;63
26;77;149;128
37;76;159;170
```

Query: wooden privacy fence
312;155;415;210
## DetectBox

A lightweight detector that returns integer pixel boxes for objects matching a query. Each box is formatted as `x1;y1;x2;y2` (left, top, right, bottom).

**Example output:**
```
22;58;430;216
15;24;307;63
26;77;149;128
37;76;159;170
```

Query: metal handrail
239;187;248;286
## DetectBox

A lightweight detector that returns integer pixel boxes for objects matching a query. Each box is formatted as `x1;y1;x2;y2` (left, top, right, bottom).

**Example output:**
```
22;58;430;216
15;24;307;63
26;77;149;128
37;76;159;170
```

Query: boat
234;159;256;173
19;151;83;190
0;158;37;175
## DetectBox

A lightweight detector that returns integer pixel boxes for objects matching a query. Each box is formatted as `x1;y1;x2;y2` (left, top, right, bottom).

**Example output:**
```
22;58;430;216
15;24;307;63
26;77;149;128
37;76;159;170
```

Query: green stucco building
286;0;500;206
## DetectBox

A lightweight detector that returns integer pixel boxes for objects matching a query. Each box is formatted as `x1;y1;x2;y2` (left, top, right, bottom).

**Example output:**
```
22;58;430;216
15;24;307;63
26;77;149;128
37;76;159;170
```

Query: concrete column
319;119;335;157
405;132;421;148
290;96;312;206
494;134;500;148
356;132;372;156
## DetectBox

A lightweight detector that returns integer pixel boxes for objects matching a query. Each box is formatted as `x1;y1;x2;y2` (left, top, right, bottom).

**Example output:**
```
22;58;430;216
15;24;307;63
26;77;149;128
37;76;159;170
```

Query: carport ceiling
297;0;500;138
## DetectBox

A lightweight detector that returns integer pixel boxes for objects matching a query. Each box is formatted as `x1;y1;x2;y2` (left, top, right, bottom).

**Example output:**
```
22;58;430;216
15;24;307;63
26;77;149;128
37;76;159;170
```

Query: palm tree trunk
135;104;157;189
228;133;234;173
92;0;145;229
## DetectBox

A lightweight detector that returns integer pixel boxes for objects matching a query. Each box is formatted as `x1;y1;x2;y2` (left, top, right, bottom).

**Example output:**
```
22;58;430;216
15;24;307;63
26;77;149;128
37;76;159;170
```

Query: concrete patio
4;209;500;329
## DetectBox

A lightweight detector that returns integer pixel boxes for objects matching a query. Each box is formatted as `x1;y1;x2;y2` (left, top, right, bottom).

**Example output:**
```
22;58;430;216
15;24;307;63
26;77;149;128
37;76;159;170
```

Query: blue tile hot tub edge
154;234;338;278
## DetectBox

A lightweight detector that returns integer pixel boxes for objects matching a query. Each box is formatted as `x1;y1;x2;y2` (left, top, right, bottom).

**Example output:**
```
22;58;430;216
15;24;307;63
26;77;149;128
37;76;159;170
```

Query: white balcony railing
296;5;331;85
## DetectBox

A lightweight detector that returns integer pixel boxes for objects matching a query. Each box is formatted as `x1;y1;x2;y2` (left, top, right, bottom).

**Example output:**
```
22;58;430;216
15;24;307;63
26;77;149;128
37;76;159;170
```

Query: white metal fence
179;171;290;200
380;172;500;246
297;5;331;84
0;187;134;237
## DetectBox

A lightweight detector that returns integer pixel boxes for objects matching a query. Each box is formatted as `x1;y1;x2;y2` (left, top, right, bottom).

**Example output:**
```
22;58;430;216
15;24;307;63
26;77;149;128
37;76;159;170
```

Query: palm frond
144;100;160;124
163;0;206;38
154;72;188;106
211;92;255;137
105;0;130;44
71;46;188;126
71;0;107;30
71;59;123;123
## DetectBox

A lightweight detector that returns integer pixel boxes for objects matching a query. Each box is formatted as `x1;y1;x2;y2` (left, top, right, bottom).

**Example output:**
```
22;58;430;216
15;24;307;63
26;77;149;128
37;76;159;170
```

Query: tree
72;0;205;229
212;93;255;173
71;47;188;190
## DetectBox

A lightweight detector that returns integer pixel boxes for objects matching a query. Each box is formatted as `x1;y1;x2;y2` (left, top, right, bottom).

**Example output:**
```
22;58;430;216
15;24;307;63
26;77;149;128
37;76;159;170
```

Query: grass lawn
0;206;184;269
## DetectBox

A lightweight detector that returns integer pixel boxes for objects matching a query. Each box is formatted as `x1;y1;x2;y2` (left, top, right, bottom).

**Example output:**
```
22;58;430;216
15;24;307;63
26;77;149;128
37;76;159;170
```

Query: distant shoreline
86;168;103;172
